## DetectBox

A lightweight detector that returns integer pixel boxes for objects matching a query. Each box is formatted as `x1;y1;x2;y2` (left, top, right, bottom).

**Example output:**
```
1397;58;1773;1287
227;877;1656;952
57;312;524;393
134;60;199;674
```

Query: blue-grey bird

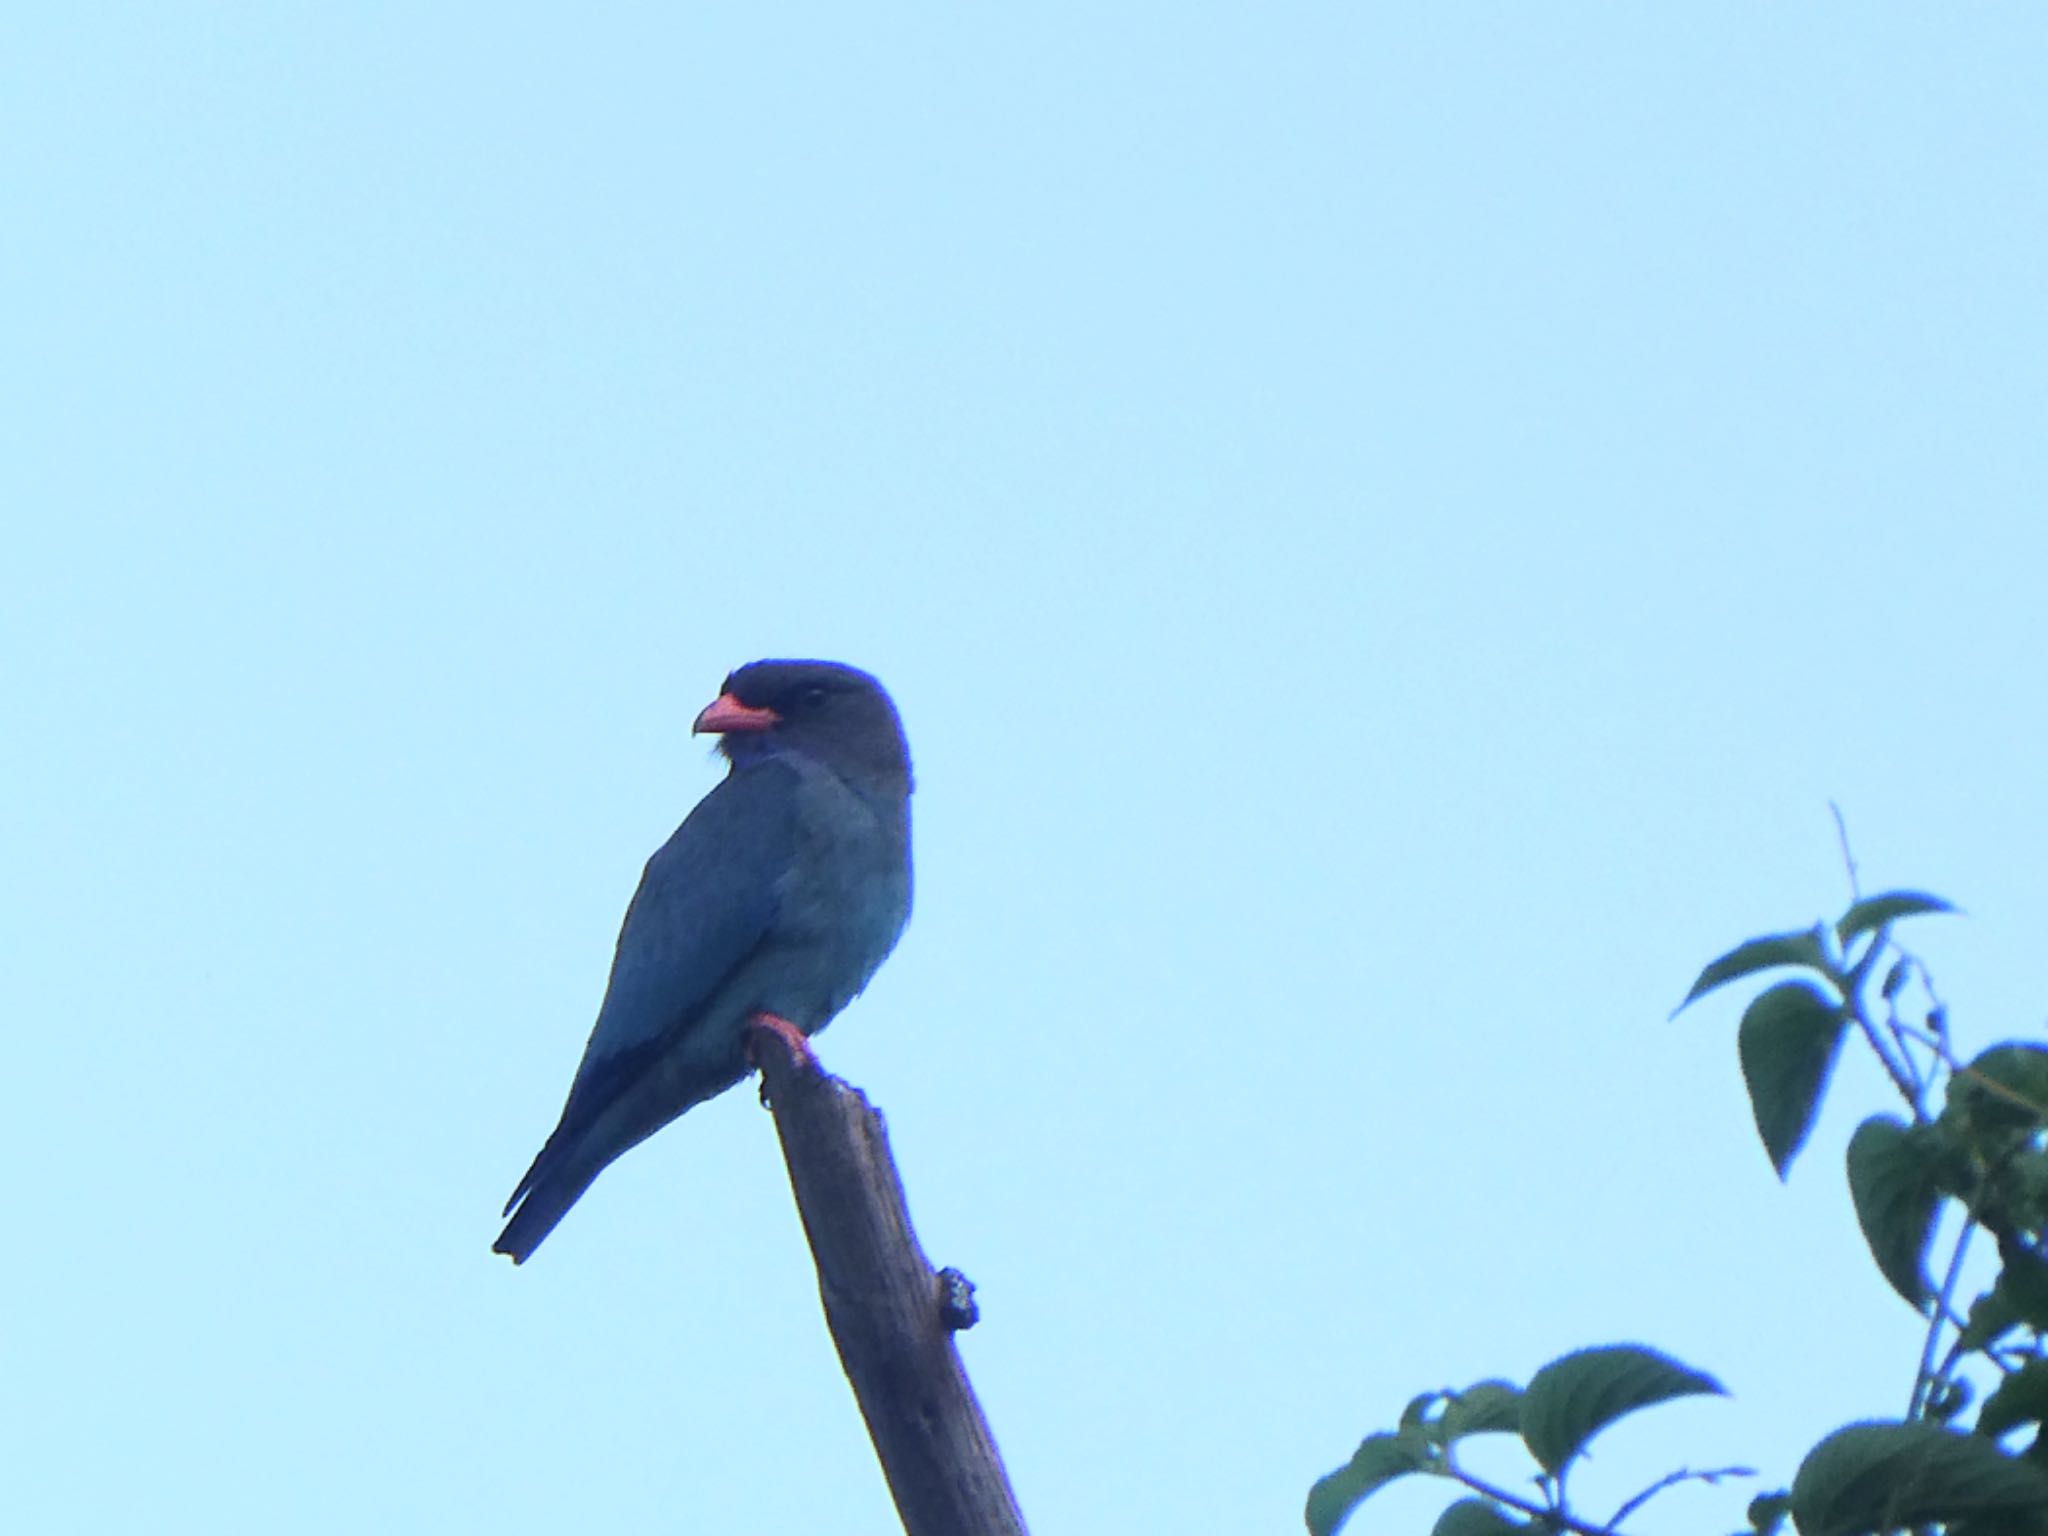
495;659;913;1263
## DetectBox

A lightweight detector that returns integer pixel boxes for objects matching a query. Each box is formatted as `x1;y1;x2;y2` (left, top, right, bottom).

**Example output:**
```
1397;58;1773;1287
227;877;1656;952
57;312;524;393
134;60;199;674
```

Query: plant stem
1830;801;1862;901
1839;940;1926;1117
1910;1213;1976;1419
1443;1464;1615;1536
1608;1465;1755;1530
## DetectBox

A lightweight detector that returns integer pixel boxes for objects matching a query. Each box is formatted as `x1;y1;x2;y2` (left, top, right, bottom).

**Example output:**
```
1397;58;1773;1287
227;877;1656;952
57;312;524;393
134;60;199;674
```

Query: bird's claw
746;1011;817;1072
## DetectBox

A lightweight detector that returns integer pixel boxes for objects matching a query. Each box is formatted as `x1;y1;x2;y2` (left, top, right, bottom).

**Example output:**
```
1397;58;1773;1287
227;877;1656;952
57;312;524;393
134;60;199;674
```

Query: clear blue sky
5;7;2044;1532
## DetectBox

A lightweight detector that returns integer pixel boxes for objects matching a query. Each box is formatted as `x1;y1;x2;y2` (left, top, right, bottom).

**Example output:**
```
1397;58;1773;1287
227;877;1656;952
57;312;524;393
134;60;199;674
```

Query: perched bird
495;659;913;1264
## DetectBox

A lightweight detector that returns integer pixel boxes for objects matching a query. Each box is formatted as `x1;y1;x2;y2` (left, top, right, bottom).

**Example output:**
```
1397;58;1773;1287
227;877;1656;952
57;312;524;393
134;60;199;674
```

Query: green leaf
1997;1240;2048;1331
1957;1281;2023;1354
1980;1360;2048;1441
1836;890;1956;947
1738;980;1849;1178
1306;1431;1437;1536
2005;1151;2048;1235
1432;1499;1527;1536
1792;1420;2048;1535
2028;1428;2048;1473
1400;1392;1440;1434
1440;1381;1522;1444
1747;1490;1791;1536
1846;1116;1948;1309
1950;1044;2048;1134
1958;1244;2048;1355
1518;1344;1725;1477
1676;928;1828;1015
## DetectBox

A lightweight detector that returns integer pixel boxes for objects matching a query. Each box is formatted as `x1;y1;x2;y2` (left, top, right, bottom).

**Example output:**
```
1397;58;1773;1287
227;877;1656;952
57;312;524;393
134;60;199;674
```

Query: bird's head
693;660;912;796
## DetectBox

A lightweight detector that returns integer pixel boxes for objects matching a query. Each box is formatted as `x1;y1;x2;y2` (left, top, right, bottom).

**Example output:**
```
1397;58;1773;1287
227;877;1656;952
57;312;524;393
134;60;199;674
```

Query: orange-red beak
692;693;780;735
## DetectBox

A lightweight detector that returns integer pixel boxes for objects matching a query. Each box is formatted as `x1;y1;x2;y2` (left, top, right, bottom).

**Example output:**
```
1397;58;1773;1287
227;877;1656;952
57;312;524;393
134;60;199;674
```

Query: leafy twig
1881;1015;2048;1120
1608;1465;1756;1530
1438;1458;1616;1536
1841;940;1928;1116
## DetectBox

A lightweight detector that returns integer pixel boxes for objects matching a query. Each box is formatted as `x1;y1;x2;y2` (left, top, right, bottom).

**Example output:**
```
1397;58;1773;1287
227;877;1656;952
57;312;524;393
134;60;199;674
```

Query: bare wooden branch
748;1017;1028;1536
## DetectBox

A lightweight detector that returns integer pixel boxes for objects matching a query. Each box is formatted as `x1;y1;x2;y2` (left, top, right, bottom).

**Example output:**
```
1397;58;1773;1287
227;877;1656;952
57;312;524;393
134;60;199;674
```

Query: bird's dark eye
799;684;830;709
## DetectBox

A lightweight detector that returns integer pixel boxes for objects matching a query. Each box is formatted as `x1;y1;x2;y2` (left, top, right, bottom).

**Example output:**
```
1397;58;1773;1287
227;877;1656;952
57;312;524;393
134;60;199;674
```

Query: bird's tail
494;1151;602;1265
495;1050;743;1263
494;1183;594;1265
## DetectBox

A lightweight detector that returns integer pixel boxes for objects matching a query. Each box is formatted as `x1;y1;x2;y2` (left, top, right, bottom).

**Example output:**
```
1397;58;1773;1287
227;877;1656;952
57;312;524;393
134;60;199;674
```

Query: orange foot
746;1011;817;1068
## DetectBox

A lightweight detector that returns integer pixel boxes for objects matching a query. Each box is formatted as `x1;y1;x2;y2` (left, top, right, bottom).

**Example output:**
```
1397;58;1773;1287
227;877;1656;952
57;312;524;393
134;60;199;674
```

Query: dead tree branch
748;1018;1027;1536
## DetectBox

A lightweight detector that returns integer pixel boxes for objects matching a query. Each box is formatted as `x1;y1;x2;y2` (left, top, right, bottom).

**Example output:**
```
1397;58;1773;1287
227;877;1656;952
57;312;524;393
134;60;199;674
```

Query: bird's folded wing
553;756;803;1125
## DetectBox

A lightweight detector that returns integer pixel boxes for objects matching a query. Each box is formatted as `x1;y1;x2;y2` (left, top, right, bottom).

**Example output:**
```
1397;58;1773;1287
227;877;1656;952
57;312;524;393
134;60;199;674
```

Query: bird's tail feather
494;1156;602;1265
495;1052;742;1263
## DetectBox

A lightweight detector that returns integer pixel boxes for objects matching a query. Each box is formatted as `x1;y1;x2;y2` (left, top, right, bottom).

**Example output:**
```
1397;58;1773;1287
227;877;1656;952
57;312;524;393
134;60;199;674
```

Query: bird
494;659;913;1264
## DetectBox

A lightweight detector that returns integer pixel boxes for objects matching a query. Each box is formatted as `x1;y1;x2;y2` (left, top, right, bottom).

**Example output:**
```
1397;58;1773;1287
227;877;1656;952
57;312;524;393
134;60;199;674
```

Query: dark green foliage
1993;1246;2048;1333
1957;1278;2026;1353
1977;1360;2048;1442
1747;1490;1792;1536
1519;1345;1724;1477
1307;879;2048;1536
1836;892;1956;948
1305;1432;1435;1536
1678;928;1828;1013
1432;1498;1529;1536
1791;1421;2048;1536
1304;1381;1527;1535
1949;1044;2048;1138
1303;1349;1725;1535
1738;980;1849;1177
1439;1382;1522;1443
1845;1116;1950;1309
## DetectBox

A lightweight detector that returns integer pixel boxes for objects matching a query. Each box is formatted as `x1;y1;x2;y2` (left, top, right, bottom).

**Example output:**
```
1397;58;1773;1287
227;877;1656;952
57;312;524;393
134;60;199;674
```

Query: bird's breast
756;763;911;1026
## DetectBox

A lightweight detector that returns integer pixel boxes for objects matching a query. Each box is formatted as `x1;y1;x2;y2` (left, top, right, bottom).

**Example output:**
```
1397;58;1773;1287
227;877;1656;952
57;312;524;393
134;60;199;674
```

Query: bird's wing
554;755;803;1126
